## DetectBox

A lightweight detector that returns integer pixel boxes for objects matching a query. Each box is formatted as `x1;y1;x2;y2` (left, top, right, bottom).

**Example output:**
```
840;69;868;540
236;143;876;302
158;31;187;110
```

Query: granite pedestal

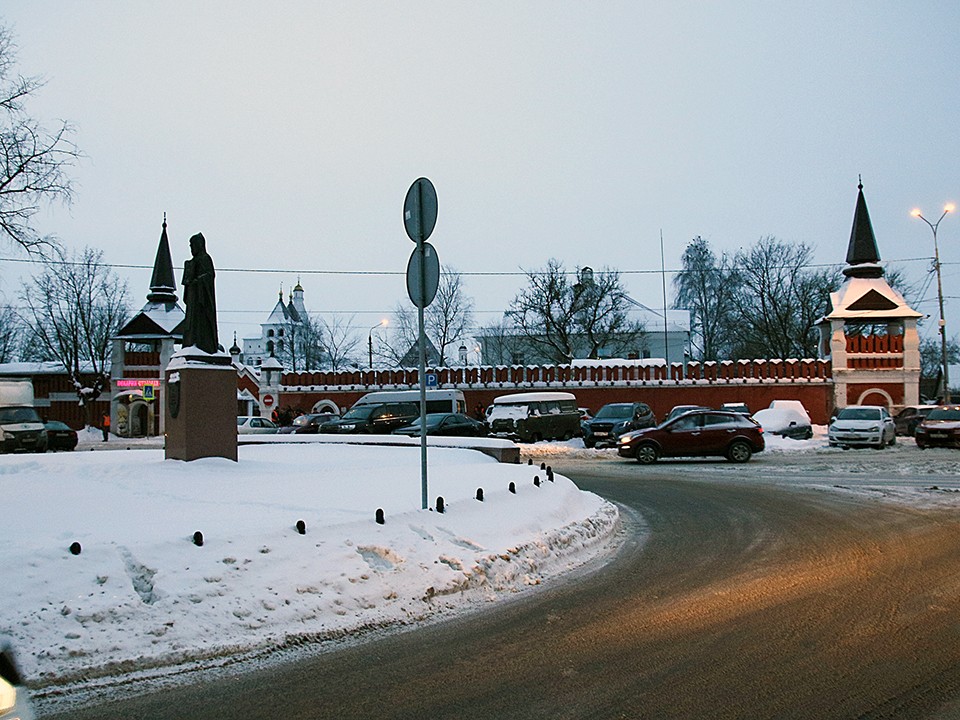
165;360;237;462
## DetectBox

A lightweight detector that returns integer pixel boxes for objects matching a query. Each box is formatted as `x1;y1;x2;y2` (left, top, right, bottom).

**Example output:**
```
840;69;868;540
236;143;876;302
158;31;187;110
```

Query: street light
368;319;388;369
912;203;955;401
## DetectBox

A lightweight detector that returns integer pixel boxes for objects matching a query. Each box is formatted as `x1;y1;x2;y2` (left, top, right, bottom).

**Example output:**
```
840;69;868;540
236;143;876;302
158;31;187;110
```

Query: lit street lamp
368;319;388;369
912;203;955;401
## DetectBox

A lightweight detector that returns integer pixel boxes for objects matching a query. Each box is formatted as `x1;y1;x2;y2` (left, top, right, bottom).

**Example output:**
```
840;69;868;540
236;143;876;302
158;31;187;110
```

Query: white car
1;642;35;720
828;406;896;448
237;416;279;434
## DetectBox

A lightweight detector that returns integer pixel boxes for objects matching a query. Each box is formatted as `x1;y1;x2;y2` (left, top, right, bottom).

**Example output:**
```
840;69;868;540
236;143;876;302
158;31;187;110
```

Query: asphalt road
42;455;960;719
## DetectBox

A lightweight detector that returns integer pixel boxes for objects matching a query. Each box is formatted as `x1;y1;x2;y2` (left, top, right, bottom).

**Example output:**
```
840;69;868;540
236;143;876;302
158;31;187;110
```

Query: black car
581;402;656;448
393;413;488;437
320;402;419;434
44;420;78;451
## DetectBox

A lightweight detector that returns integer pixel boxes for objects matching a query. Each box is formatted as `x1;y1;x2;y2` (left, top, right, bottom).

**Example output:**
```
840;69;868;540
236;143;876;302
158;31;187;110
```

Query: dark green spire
844;179;884;278
147;214;178;303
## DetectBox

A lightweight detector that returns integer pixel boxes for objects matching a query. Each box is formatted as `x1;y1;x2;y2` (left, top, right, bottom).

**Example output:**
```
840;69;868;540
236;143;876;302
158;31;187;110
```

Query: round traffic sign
263;394;275;407
406;242;440;308
403;177;438;243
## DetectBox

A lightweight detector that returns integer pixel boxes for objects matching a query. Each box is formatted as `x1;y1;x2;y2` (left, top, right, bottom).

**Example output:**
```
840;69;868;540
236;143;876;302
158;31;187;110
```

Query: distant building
241;283;307;367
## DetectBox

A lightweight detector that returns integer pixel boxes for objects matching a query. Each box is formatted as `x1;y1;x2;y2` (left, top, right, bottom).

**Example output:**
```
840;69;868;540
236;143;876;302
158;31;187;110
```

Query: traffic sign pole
403;177;438;511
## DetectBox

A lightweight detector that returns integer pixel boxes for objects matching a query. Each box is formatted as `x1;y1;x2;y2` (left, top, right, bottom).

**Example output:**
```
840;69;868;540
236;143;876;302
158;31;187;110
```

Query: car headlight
1;430;13;441
866;425;879;432
619;434;632;444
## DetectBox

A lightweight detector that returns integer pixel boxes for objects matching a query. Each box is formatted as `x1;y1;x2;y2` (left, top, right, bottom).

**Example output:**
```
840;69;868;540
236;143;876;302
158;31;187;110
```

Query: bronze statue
181;233;219;354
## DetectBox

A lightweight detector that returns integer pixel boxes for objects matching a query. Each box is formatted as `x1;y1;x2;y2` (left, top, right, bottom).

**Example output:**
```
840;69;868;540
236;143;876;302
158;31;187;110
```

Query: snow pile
0;443;617;687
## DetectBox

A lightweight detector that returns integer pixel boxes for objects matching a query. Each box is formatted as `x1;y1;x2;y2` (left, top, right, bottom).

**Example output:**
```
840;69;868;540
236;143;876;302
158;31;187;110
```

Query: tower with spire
817;181;922;410
240;282;310;368
110;216;187;437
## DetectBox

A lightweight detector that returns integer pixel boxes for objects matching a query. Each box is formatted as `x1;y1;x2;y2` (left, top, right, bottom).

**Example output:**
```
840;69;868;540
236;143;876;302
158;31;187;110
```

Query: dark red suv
617;408;765;464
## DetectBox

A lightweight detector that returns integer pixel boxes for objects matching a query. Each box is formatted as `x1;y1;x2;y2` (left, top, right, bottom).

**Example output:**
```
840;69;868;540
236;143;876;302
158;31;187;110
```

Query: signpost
404;177;439;510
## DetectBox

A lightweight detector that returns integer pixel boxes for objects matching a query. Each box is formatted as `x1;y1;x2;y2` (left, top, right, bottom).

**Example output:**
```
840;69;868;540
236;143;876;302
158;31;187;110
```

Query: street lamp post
912;203;955;401
368;319;388;369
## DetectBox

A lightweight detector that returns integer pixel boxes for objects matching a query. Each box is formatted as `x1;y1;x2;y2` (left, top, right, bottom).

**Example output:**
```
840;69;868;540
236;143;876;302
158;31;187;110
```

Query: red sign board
263;394;275;407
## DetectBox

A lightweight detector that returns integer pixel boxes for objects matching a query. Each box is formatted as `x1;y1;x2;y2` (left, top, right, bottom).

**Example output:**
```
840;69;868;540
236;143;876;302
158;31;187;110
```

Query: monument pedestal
165;358;237;462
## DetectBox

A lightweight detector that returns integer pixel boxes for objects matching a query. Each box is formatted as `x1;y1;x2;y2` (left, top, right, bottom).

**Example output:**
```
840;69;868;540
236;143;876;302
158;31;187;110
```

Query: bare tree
0;301;20;361
476;316;523;365
672;236;738;361
380;269;475;367
425;269;474;366
317;314;361;371
18;246;130;425
730;237;842;359
507;260;645;363
0;26;80;255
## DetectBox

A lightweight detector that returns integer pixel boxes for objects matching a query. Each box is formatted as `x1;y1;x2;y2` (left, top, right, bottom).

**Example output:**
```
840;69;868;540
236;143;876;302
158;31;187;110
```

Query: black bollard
509;481;516;494
193;531;204;547
540;462;546;470
476;488;484;501
436;496;445;514
534;475;541;486
69;542;81;556
528;458;533;465
547;466;555;482
376;508;385;525
296;519;306;535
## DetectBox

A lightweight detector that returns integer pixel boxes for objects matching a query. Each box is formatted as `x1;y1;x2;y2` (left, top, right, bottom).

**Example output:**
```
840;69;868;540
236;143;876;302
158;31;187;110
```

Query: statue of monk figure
181;232;219;354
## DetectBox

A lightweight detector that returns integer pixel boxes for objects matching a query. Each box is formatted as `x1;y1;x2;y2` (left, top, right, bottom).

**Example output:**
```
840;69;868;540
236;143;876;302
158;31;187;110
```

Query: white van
352;389;466;415
0;378;48;453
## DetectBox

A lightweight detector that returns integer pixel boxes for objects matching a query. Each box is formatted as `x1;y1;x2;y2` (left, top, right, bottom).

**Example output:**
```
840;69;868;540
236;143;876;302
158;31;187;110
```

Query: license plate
594;431;608;437
931;432;949;439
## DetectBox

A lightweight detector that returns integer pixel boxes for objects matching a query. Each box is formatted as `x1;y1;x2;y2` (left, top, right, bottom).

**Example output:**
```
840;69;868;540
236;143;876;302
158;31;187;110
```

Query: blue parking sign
425;373;438;388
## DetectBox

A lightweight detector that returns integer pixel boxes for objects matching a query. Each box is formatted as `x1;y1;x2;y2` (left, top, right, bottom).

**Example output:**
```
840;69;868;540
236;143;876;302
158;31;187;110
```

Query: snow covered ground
0;430;617;695
4;422;959;709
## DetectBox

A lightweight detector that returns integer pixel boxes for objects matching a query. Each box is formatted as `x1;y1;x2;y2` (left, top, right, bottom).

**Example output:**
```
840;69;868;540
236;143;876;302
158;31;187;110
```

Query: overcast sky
1;2;958;347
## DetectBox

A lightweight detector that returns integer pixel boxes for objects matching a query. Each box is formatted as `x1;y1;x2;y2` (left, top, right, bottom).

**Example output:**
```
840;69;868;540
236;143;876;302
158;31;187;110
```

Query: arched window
266;340;274;354
277;339;285;352
267;329;275;337
278;328;285;337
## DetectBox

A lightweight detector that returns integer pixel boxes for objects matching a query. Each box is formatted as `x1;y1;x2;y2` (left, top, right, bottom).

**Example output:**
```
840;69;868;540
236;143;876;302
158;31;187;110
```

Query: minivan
486;391;580;443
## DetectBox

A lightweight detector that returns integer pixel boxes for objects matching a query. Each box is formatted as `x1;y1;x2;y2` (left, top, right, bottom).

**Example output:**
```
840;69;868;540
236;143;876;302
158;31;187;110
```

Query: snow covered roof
823;276;921;321
493;391;576;404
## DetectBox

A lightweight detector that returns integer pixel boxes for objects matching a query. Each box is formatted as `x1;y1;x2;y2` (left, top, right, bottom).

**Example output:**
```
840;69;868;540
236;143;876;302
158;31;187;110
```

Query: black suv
582;402;656;448
320;402;418;434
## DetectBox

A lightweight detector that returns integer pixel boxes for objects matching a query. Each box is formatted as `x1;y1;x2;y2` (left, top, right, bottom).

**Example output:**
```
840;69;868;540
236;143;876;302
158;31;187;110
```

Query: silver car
236;416;279;434
828;406;896;448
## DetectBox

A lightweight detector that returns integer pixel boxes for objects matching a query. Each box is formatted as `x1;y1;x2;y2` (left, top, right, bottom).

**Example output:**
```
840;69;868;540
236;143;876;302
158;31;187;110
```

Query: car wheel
584;438;595;449
531;433;543;443
887;434;896;446
726;440;752;463
561;431;573;441
635;443;658;464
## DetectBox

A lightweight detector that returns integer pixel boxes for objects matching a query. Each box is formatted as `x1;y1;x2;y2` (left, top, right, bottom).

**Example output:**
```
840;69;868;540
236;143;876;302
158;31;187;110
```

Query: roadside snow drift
0;443;618;686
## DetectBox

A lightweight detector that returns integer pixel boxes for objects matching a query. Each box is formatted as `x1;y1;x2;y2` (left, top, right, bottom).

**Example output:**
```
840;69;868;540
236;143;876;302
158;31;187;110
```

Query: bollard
547;467;555;482
69;542;82;556
376;508;385;525
296;519;306;535
528;458;533;465
509;481;516;494
436;496;445;514
476;488;484;501
193;531;204;547
540;462;546;470
534;475;540;487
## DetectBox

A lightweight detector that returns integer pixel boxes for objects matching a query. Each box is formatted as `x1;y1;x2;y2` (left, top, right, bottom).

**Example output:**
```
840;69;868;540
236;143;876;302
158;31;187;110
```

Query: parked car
828;406;896;448
720;402;751;416
278;412;339;434
665;404;711;422
393;412;488;437
581;402;656;448
617;408;764;464
893;405;935;436
43;420;78;451
753;403;813;440
320;402;419;434
0;640;35;720
486;392;581;443
915;405;960;449
237;416;279;434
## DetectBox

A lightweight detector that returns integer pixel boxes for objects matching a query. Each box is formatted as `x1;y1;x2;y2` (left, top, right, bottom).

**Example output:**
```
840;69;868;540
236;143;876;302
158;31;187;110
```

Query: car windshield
342;406;374;420
0;407;43;423
595;404;632;419
927;408;960;421
837;407;881;420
